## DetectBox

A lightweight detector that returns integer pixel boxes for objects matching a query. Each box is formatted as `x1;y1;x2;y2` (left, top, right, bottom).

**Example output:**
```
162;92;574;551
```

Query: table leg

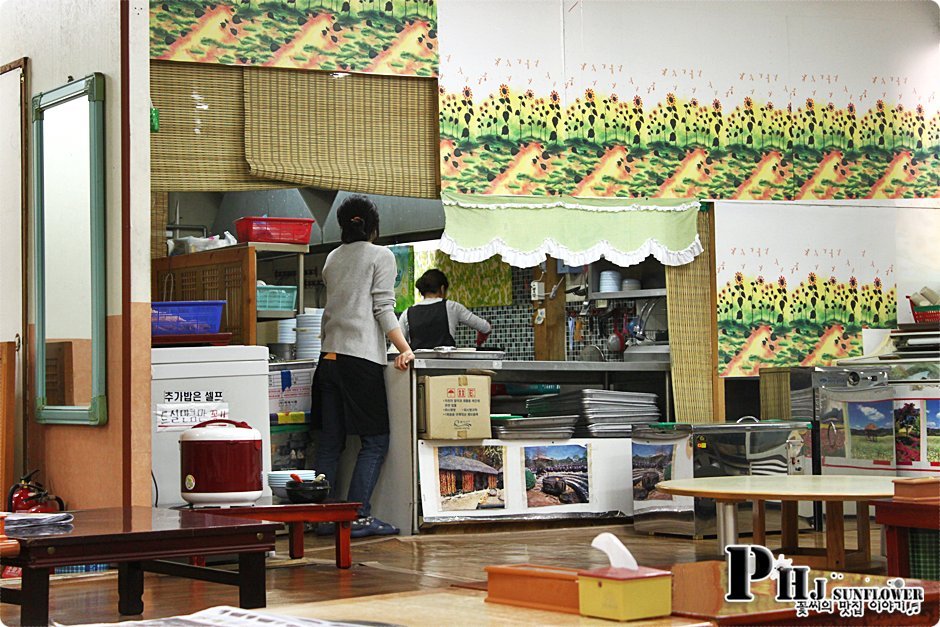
752;500;766;546
716;501;738;556
289;522;305;559
781;501;799;551
856;501;871;562
884;525;910;577
825;501;846;571
118;561;145;615
20;567;50;627
335;520;352;569
238;551;266;609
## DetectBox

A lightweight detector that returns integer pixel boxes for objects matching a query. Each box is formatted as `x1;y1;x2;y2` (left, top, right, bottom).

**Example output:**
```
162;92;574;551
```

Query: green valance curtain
439;191;702;268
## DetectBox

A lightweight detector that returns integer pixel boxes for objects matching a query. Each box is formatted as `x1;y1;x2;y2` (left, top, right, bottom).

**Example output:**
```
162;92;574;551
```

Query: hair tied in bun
350;216;364;224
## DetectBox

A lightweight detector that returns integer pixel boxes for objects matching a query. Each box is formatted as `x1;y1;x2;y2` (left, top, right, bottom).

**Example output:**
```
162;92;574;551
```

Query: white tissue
591;532;639;570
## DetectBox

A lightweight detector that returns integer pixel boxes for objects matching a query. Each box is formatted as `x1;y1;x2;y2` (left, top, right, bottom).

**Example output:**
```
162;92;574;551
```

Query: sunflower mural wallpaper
715;203;896;377
150;0;438;76
437;1;939;200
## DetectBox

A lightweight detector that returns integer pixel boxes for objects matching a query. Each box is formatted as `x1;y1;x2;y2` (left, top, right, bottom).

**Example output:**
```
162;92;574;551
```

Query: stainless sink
622;343;670;362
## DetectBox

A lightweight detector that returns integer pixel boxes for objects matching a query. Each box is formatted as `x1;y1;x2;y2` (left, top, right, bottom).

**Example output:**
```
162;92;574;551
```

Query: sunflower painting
151;0;438;77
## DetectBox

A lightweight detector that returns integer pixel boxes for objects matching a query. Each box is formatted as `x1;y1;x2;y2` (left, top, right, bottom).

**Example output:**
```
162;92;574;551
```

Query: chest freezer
151;346;272;507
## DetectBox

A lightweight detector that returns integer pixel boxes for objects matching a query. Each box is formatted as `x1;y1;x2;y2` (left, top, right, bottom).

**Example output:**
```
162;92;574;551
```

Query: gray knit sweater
320;242;399;365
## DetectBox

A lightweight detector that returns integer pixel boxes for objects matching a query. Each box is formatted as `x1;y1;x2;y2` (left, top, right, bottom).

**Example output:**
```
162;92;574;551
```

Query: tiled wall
454;267;667;361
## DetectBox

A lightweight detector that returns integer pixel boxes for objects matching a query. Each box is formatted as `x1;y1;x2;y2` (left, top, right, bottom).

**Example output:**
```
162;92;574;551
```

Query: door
0;58;28;490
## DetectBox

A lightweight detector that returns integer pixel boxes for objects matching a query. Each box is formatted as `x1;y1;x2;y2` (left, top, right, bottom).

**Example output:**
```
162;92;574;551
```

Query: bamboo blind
759;367;793;420
151;192;168;259
665;209;723;423
243;67;440;199
150;61;292;192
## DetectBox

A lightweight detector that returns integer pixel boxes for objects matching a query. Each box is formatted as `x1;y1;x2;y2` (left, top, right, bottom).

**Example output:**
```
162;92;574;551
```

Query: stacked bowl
295;309;324;360
599;270;622;293
267;470;318;499
277;318;297;343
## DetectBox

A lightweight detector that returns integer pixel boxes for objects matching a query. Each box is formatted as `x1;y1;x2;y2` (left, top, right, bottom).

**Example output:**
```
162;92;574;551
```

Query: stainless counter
413;359;670;372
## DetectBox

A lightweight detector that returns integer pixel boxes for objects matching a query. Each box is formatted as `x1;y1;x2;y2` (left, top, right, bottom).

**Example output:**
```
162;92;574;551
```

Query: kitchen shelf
588;288;667;300
256;310;296;320
247;242;310;255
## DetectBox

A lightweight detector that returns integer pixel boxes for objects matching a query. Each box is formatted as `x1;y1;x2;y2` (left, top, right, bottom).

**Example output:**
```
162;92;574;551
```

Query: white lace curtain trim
439;233;704;268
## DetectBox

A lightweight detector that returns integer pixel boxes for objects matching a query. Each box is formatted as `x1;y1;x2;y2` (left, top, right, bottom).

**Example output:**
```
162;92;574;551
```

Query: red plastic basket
235;217;314;245
908;297;940;324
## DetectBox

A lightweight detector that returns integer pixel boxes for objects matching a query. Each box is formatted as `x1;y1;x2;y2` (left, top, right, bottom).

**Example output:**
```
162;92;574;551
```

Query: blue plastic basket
151;301;225;336
257;286;298;311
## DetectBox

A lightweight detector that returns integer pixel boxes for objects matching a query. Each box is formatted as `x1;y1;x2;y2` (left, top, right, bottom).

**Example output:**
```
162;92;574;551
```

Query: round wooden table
657;475;897;570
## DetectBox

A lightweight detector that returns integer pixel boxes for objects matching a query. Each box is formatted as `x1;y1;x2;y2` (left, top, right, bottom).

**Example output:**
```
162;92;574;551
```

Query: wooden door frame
0;56;30;473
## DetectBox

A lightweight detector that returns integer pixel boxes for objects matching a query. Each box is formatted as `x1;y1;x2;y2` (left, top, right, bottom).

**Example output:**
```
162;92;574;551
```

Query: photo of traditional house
437;446;505;511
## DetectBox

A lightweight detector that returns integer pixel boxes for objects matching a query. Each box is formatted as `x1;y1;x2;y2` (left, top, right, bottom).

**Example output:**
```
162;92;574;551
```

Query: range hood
212;189;443;248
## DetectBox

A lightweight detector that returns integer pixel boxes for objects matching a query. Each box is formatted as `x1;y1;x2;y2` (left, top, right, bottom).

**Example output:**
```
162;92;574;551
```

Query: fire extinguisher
6;470;66;513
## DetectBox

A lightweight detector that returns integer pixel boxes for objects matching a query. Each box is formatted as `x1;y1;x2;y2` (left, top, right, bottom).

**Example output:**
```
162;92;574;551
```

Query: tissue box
485;564;580;614
578;566;672;622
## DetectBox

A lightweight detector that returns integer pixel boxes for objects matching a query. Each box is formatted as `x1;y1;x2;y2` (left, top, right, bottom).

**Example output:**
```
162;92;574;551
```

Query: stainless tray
495;415;580;428
414;348;505;360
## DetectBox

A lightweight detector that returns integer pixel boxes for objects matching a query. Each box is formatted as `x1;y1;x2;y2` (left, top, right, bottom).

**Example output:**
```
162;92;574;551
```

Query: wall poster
894;400;922;466
389;245;415;313
438;1;939;199
631;442;675;502
846;399;894;463
926;399;940;465
523;445;589;507
715;202;896;376
151;0;438;77
436;445;505;512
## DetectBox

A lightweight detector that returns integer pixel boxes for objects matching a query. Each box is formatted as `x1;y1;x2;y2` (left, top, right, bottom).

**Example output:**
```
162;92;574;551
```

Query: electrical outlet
530;281;545;301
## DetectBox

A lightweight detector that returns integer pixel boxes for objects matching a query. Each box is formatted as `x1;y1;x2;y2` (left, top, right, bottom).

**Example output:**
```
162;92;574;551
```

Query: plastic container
257;285;298;310
151;301;225;336
485;564;580;614
235;217;314;245
908;297;940;324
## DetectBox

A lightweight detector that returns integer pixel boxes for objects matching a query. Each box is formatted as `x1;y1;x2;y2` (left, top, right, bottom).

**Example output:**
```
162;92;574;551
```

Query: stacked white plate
295;309;324;360
599;270;622;293
277;318;297;343
267;470;318;499
621;278;642;291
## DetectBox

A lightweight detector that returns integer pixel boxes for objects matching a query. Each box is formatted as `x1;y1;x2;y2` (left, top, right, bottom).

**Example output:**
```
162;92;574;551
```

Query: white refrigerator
151;346;272;507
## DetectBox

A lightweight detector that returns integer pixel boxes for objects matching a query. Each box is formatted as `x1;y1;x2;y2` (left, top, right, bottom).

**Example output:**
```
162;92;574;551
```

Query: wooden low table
0;507;277;626
873;499;940;577
670;560;940;625
185;499;361;568
658;475;897;570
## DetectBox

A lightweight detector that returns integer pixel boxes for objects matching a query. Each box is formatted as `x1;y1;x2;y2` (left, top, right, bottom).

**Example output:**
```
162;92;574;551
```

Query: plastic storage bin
151;301;225;335
257;285;298;311
235;217;314;245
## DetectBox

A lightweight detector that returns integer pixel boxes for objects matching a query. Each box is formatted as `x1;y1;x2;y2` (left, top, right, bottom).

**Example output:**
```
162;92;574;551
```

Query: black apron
407;300;455;350
311;354;389;436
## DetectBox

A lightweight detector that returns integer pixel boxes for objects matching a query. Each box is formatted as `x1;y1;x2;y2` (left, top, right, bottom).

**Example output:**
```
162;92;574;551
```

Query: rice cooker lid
179;419;261;442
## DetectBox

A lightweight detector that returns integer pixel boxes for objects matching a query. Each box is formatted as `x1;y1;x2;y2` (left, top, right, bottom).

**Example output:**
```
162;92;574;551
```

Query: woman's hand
394;349;415;371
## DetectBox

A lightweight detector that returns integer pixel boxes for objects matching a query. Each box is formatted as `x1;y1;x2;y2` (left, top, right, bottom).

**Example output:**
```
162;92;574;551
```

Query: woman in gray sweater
313;196;413;538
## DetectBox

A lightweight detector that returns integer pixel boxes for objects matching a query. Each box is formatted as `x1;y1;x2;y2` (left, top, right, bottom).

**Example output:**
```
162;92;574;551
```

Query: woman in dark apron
312;196;414;538
398;269;492;350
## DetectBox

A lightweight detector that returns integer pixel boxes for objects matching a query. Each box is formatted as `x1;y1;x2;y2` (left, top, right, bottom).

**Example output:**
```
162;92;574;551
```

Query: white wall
897;206;940;323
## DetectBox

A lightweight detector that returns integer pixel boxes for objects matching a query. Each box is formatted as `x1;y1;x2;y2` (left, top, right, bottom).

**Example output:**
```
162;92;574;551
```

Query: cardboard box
268;368;314;415
417;374;491;439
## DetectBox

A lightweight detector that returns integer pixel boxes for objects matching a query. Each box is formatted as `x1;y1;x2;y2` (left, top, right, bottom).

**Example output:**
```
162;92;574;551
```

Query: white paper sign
154;403;230;431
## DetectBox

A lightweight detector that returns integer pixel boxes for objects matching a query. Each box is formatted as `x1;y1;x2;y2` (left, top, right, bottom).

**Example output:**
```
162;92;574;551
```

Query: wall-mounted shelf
256;310;296;320
588;287;667;301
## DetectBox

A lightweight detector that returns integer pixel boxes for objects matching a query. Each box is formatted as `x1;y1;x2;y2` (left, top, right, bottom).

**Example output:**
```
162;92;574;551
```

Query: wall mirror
32;73;107;425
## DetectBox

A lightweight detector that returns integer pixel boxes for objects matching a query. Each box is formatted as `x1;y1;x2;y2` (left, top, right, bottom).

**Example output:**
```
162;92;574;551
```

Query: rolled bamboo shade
150;61;291;192
243;67;440;199
666;208;724;423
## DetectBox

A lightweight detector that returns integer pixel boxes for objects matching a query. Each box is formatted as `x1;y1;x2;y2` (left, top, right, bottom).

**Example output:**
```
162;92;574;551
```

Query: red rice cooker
179;419;263;507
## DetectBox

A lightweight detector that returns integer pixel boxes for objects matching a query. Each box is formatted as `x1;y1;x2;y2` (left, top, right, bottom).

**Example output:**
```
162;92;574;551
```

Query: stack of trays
527;390;661;438
491;415;579;440
295;309;324;360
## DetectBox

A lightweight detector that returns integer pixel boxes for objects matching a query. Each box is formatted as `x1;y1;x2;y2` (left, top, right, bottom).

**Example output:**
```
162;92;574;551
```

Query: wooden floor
0;519;883;626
